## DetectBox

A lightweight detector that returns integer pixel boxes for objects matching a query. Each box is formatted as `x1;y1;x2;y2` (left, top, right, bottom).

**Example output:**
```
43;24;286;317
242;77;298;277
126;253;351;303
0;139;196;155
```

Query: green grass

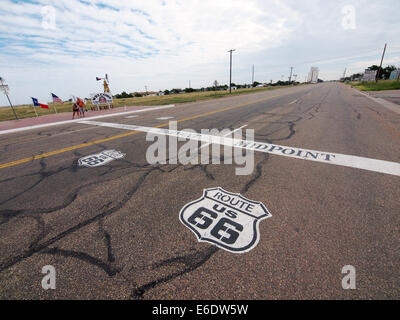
348;80;400;91
0;85;303;122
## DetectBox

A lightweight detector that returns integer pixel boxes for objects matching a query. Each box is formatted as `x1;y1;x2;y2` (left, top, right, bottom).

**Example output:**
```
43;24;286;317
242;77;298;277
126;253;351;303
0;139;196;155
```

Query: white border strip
80;120;400;177
351;87;400;115
0;104;175;136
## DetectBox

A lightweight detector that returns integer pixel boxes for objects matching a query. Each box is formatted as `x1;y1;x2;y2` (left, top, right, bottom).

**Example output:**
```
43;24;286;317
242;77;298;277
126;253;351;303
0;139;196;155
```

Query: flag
96;77;102;81
51;93;63;104
32;97;49;109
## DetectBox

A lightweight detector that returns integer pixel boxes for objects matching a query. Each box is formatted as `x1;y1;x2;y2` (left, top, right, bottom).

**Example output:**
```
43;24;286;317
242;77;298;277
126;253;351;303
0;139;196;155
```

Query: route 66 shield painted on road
180;187;271;253
78;149;125;167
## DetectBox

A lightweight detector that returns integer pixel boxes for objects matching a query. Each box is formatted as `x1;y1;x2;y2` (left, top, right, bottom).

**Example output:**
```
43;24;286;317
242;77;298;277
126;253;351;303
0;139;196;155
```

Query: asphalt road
0;83;399;299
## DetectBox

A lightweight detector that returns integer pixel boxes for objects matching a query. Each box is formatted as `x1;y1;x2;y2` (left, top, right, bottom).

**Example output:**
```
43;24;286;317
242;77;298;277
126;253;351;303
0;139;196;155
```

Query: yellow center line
0;89;304;170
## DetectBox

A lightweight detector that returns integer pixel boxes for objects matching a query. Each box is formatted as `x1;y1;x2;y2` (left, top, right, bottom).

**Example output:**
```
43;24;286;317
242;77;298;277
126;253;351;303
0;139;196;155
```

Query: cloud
0;0;399;105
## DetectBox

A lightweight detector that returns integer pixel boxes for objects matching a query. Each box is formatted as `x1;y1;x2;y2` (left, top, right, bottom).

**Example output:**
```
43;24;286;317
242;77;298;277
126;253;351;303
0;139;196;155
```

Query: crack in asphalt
130;246;219;300
241;154;270;194
0;168;154;273
41;247;119;276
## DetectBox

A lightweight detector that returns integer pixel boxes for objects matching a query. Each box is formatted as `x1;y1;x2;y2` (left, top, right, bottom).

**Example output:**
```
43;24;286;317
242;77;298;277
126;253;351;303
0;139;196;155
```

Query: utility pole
228;49;235;93
189;80;191;89
342;68;347;81
252;64;254;86
376;43;387;82
0;77;18;120
289;67;294;83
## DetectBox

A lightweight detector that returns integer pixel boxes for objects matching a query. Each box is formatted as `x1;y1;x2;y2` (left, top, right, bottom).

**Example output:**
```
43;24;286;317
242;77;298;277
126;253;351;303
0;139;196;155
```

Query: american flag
51;93;63;104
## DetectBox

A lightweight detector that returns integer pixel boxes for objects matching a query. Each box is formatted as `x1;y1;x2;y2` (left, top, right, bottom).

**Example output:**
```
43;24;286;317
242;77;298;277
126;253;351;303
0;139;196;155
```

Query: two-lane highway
0;83;399;299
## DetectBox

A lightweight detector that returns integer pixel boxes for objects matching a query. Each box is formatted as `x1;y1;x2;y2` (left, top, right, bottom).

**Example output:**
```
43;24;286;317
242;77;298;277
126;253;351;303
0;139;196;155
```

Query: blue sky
1;0;400;106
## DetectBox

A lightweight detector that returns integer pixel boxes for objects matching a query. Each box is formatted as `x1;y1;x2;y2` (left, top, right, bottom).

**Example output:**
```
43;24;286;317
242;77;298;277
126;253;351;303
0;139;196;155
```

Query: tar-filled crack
28;215;47;250
38;210;118;277
0;161;151;224
0;160;74;209
0;168;154;273
241;154;269;194
130;246;218;300
41;247;119;276
99;219;116;265
267;121;296;142
184;163;215;180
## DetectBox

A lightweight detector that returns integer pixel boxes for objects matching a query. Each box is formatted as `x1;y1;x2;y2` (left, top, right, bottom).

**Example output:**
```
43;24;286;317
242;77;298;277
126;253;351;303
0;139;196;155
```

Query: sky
0;0;400;106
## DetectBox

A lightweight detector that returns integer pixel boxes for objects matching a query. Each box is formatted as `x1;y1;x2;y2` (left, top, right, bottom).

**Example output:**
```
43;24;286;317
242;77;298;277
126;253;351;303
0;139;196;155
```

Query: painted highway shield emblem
78;149;125;167
180;187;271;253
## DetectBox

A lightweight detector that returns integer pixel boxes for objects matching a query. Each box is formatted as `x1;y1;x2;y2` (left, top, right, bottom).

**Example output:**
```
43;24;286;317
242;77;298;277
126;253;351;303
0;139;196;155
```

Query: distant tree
171;88;181;94
184;88;195;93
164;89;170;95
115;91;133;99
252;81;261;87
134;92;142;97
383;65;396;79
367;65;380;71
368;64;397;80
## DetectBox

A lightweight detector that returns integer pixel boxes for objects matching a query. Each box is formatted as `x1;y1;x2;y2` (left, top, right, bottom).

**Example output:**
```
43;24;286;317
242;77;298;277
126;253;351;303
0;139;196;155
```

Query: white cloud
0;0;399;105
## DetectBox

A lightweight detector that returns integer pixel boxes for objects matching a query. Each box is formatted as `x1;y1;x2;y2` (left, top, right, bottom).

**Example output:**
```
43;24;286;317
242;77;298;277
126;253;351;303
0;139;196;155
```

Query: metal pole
376;43;387;82
33;105;38;117
1;78;18;120
228;49;235;93
289;67;293;83
5;92;18;120
252;64;254;85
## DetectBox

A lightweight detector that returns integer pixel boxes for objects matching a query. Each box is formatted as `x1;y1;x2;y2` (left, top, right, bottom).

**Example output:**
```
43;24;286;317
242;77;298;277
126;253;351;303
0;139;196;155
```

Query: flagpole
30;98;39;117
33;104;38;117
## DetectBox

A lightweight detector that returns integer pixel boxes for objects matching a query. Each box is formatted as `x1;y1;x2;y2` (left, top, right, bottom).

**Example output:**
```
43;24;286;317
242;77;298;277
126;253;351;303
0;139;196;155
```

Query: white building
308;67;319;83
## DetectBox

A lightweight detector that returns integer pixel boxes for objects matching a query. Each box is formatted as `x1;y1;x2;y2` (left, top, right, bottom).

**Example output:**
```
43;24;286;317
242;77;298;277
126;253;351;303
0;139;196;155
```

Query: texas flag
32;97;49;109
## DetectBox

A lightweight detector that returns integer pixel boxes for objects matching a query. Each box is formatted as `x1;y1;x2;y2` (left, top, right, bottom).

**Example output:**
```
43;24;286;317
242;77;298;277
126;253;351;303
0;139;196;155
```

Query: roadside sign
91;92;113;105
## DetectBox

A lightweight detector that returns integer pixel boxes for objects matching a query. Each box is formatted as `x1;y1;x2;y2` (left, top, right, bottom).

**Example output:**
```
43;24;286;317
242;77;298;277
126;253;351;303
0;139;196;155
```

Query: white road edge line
0;104;175;136
288;99;298;105
79;120;400;177
350;87;400;115
156;116;174;120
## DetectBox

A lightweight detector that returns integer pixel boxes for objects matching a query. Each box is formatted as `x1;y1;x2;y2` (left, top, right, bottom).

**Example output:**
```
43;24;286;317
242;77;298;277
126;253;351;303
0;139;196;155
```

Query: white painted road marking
156;116;174;120
0;104;175;135
78;150;125;167
79;120;400;177
288;99;298;105
125;115;139;119
174;124;248;164
180;187;271;253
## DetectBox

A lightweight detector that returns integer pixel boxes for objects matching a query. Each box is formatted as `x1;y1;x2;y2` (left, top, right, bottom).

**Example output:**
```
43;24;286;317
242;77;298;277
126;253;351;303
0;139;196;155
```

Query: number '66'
187;207;243;244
